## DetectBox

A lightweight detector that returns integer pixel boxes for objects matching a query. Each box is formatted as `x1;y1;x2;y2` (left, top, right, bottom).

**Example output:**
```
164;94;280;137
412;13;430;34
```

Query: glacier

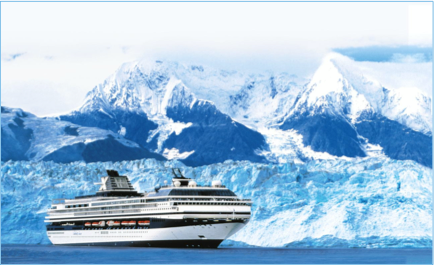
1;157;431;248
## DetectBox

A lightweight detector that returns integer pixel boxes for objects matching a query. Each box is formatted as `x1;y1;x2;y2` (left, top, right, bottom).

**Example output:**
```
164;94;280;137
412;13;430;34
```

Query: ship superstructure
45;169;251;248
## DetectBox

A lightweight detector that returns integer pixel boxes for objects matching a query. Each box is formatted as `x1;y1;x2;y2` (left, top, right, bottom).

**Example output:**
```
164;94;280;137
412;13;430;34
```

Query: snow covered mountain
1;107;165;163
1;53;431;248
3;53;431;167
2;158;431;247
279;53;432;167
282;53;431;133
59;60;296;166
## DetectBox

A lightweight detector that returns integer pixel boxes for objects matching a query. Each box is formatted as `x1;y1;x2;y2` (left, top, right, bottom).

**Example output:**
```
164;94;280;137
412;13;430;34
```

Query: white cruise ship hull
45;170;252;248
47;222;245;248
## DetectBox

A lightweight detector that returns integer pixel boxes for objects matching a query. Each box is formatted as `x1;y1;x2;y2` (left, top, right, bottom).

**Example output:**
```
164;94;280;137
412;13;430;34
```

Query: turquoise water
1;245;432;264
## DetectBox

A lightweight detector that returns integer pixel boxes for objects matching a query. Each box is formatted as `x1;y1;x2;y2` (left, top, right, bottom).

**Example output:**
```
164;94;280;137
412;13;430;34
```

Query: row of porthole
143;208;172;211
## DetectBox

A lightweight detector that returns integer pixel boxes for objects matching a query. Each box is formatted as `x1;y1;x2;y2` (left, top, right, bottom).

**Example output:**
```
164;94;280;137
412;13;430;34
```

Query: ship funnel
106;170;119;176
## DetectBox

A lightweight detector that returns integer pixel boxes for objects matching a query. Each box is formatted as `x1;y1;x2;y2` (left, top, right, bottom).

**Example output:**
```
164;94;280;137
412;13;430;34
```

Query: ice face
1;157;431;247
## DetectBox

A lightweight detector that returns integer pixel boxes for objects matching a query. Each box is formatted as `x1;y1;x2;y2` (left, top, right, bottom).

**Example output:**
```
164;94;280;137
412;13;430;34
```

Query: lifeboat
113;221;121;227
84;222;91;227
98;221;105;227
121;221;130;226
138;220;150;226
129;221;136;226
92;222;99;227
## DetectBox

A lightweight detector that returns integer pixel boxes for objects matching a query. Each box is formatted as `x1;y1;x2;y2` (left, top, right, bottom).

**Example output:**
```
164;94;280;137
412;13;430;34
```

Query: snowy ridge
275;53;431;166
75;54;432;166
78;63;223;153
379;87;432;135
332;54;432;134
4;53;432;166
1;158;431;247
63;61;275;165
79;59;306;129
284;53;432;134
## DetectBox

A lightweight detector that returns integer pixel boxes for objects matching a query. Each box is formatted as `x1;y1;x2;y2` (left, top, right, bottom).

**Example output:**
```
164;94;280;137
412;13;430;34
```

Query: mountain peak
285;53;373;121
163;82;197;112
307;55;347;103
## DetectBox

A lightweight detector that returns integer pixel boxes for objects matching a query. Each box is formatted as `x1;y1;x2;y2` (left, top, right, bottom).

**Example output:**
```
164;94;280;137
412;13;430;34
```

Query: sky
1;2;432;116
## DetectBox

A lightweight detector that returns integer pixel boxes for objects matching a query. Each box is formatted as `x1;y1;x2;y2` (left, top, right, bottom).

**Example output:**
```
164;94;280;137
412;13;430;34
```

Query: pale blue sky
1;2;432;116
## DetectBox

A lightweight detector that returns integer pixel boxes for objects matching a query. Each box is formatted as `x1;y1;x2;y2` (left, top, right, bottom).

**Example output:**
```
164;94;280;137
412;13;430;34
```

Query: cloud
390;53;430;63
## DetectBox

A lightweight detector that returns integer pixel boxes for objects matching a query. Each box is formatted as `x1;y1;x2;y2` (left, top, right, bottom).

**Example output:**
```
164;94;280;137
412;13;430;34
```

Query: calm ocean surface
1;245;432;264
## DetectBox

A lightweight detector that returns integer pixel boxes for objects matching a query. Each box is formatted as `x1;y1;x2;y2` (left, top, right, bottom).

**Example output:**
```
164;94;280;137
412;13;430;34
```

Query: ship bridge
75;170;142;199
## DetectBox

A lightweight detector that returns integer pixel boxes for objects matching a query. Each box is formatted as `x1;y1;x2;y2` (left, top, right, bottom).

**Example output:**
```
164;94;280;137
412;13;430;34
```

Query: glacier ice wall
1;158;432;247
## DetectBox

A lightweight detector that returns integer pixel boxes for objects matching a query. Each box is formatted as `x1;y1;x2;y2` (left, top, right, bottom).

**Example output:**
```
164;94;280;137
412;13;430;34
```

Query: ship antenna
177;168;185;178
171;168;185;179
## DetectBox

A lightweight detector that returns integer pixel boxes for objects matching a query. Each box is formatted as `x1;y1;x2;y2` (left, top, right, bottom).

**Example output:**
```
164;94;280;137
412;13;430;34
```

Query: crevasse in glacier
1;157;431;247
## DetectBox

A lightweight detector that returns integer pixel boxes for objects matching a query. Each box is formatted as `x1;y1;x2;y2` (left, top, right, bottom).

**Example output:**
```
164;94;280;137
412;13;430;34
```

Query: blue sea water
1;245;432;264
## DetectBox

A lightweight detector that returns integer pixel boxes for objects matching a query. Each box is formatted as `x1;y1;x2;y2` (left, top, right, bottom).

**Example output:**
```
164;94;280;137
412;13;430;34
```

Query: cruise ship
45;169;252;248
